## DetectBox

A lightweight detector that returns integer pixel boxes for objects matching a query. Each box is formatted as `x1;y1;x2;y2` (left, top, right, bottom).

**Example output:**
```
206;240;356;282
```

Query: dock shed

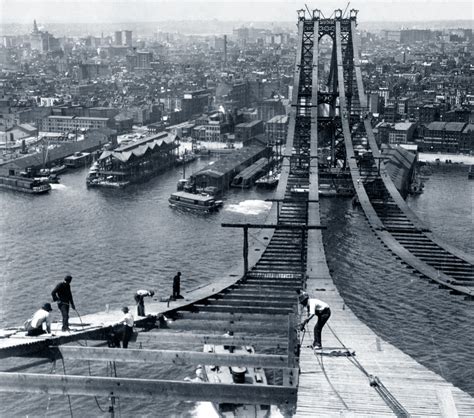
190;145;269;193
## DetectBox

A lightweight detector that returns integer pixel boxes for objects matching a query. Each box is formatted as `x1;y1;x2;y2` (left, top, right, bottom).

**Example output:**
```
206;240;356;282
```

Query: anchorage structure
0;8;473;417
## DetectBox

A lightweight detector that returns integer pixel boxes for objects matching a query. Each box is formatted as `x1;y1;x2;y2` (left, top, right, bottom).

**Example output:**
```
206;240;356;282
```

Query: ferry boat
203;343;271;418
0;175;51;194
168;191;223;212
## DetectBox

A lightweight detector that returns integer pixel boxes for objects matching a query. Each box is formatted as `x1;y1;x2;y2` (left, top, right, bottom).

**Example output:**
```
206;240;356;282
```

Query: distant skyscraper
114;31;122;46
124;30;132;47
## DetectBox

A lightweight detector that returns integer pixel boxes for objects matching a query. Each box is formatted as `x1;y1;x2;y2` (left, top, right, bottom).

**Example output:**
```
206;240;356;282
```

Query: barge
0;175;51;194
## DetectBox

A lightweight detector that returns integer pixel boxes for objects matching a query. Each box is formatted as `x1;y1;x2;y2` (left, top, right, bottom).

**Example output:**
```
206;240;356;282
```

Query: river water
0;161;472;416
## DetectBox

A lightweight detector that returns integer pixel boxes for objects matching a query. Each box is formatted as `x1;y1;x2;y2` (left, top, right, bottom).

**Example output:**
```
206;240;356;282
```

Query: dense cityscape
0;18;472;174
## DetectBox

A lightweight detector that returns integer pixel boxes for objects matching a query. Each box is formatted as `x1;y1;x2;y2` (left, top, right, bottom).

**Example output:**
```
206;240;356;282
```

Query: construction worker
134;289;154;317
119;306;134;349
299;294;331;349
51;275;75;331
24;303;53;336
172;271;183;300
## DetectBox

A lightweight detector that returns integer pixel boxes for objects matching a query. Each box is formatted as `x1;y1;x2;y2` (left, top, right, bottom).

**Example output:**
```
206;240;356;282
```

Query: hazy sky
0;0;472;23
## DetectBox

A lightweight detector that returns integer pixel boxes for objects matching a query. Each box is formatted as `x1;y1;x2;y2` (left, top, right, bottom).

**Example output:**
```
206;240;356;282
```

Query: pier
1;8;473;416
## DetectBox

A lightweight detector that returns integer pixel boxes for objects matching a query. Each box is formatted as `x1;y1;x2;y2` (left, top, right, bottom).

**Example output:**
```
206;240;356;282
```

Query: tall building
136;51;152;69
124;30;132;47
114;31;122;46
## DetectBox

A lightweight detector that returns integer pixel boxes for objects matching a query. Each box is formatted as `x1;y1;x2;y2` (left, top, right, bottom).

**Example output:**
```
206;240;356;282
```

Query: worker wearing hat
25;303;53;336
51;274;76;331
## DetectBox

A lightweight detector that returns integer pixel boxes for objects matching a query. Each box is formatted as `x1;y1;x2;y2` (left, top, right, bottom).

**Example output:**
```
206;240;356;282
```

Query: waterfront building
420;121;467;153
265;115;288;146
90;132;179;187
235;120;264;143
41;116;114;133
388;122;416;145
190;145;269;193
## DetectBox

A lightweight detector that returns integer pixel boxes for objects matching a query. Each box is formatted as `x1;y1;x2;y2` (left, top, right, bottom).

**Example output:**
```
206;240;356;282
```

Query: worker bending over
299;294;331;349
134;289;155;317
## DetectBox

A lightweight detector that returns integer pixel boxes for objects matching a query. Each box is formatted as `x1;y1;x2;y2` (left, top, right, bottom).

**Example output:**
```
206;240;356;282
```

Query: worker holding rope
298;291;331;349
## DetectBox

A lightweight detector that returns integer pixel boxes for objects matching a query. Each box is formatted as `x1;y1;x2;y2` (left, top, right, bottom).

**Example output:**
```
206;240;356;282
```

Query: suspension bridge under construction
1;8;473;417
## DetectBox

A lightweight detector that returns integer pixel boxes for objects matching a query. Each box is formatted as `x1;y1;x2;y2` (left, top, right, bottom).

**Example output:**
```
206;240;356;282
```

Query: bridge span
1;8;473;417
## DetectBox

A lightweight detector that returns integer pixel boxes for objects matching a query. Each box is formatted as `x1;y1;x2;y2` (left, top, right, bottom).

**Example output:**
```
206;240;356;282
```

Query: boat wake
192;402;219;418
225;200;272;215
50;183;67;190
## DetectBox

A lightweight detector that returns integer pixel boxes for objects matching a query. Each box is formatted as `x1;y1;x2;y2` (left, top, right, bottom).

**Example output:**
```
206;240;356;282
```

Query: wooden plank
436;388;459;418
0;372;297;405
164;319;285;334
135;332;288;349
54;346;290;369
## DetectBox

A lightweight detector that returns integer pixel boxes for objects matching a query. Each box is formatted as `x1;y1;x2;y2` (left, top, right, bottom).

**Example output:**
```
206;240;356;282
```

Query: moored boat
255;172;280;188
169;191;223;212
203;343;271;418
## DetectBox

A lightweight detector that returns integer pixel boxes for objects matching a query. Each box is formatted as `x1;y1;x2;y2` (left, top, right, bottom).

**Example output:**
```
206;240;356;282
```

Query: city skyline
1;0;472;23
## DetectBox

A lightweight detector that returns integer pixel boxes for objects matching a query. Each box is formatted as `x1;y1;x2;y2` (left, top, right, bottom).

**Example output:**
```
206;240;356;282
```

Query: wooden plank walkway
296;274;474;417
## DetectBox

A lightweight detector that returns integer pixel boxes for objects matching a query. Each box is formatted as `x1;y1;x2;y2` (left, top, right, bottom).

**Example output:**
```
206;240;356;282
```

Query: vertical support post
276;201;280;223
243;226;249;275
109;392;115;418
284;312;299;387
300;226;306;273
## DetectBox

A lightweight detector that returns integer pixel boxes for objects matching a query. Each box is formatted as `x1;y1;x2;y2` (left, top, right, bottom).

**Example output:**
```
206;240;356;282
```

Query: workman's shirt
51;281;74;307
122;312;134;328
30;308;51;332
136;290;152;297
308;298;330;315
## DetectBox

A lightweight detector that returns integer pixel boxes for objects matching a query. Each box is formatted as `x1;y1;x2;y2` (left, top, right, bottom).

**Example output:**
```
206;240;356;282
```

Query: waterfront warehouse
88;132;179;187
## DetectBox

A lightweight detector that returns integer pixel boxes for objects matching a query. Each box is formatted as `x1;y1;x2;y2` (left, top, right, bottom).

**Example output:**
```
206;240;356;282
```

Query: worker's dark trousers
58;302;70;331
122;325;133;348
134;295;145;316
173;282;180;299
27;327;46;336
313;307;331;347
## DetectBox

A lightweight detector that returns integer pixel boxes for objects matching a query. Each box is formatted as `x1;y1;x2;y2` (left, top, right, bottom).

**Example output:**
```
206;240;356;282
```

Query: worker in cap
24;303;53;336
51;274;75;331
298;292;331;349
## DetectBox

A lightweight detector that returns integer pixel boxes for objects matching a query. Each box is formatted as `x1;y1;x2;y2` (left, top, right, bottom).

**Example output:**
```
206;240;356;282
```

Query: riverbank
418;152;474;165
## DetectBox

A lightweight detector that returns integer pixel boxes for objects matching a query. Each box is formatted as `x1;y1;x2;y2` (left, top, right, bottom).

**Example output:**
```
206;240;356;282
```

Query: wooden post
284;313;298;387
243;225;248;275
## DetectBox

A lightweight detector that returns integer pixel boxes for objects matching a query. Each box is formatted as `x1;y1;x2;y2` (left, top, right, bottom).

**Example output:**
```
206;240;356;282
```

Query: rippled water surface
0;162;472;416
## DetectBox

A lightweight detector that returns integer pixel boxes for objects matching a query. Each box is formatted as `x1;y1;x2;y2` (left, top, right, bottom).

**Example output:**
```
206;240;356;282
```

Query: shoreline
418;152;474;165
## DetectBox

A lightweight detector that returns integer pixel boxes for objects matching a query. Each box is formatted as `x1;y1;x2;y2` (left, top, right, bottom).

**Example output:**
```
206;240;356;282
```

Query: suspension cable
327;324;411;417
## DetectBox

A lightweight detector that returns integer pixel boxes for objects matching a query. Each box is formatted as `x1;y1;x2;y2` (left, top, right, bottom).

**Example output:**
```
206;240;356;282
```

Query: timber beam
0;372;296;405
135;332;288;349
52;346;290;369
164;319;286;334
